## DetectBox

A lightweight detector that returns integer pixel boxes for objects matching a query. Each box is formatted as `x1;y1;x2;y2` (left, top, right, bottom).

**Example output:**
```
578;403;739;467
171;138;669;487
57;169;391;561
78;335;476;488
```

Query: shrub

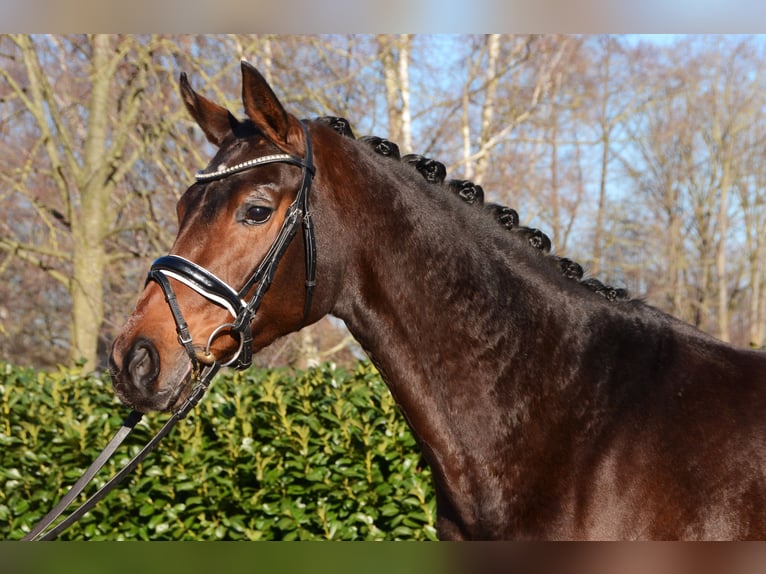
0;361;436;540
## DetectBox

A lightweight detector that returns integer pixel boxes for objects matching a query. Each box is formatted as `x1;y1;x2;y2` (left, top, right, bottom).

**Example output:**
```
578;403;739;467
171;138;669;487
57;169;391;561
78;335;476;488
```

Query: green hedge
0;361;436;540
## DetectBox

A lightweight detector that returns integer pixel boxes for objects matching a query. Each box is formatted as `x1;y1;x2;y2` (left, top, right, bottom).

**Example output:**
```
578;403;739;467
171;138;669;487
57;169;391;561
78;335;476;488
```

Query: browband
195;154;307;182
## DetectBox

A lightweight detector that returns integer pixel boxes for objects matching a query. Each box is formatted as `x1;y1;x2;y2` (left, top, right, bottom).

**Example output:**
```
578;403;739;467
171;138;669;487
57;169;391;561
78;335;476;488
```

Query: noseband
147;122;316;374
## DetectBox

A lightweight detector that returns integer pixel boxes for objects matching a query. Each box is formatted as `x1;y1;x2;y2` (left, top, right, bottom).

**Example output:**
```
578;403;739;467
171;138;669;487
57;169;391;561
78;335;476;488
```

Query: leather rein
22;124;316;541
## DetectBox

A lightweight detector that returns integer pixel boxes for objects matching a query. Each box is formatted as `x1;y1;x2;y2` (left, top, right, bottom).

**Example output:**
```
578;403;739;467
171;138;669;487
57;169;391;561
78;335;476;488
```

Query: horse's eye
243;205;273;225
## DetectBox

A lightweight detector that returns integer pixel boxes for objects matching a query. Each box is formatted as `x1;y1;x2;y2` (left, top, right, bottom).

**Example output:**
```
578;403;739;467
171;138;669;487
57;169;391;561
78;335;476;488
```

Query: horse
110;61;766;540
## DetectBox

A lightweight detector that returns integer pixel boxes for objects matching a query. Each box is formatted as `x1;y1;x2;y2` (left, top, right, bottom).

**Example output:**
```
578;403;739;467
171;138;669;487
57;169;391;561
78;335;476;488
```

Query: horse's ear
240;60;302;151
179;72;236;147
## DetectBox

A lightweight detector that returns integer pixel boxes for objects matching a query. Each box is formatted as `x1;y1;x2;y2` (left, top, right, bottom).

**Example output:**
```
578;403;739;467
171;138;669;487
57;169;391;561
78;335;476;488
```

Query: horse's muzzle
110;337;183;412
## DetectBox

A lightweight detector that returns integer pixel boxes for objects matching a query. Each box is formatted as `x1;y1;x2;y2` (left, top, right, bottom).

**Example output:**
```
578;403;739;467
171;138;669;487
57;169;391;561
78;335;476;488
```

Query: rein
22;363;219;541
22;124;316;541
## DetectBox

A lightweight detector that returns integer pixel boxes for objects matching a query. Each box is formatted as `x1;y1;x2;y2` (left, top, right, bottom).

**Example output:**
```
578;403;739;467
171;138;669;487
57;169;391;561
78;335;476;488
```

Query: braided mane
314;115;630;303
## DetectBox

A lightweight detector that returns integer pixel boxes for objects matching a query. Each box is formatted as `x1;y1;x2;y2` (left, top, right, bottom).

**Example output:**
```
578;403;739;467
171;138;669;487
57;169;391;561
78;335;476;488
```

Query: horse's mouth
111;363;194;414
165;369;196;413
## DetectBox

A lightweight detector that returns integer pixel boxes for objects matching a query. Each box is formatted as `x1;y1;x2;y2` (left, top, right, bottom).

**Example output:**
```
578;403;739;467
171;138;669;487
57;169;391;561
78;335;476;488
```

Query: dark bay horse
110;61;766;540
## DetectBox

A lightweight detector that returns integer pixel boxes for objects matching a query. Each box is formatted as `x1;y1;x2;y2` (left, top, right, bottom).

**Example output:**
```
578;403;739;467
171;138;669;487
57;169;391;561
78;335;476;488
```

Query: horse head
110;61;332;412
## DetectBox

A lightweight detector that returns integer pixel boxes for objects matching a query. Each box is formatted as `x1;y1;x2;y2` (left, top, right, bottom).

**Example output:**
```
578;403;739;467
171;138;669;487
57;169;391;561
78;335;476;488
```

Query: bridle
147;121;316;372
22;123;316;541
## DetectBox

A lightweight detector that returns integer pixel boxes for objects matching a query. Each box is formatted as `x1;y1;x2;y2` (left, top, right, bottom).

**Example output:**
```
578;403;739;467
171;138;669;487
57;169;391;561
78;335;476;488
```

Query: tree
619;36;766;343
454;35;574;188
377;34;413;154
0;35;192;369
0;34;386;370
585;36;651;276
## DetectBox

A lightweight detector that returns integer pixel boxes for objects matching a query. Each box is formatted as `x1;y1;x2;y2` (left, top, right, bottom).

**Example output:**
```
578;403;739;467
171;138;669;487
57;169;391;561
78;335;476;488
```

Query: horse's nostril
127;339;160;389
131;346;150;377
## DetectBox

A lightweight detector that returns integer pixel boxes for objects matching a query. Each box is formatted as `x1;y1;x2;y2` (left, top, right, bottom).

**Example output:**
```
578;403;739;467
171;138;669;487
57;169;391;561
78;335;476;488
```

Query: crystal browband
195;153;302;182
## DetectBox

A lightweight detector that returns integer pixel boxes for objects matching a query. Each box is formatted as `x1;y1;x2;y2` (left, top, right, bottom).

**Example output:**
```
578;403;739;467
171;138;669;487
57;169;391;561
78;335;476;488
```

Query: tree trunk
591;41;613;277
461;84;473;180
668;200;684;317
591;129;610;276
295;328;321;370
69;34;114;369
549;115;561;242
378;35;402;145
397;35;413;154
474;34;501;186
749;228;765;347
715;172;731;343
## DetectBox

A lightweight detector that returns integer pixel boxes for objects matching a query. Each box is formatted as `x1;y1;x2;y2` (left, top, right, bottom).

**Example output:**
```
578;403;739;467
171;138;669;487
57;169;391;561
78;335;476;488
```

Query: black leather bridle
22;124;316;541
147;122;316;372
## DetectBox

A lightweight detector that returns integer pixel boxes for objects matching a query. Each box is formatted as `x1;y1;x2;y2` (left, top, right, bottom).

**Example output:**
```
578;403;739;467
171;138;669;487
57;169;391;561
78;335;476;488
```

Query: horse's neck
324;169;595;533
328;167;575;438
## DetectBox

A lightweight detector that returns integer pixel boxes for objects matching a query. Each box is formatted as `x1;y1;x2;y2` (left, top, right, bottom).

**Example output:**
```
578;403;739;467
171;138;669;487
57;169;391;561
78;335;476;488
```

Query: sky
1;1;765;33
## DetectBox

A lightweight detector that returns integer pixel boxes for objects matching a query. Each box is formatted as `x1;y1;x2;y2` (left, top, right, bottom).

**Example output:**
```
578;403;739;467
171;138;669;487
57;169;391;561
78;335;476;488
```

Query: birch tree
377;34;413;153
455;35;574;188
